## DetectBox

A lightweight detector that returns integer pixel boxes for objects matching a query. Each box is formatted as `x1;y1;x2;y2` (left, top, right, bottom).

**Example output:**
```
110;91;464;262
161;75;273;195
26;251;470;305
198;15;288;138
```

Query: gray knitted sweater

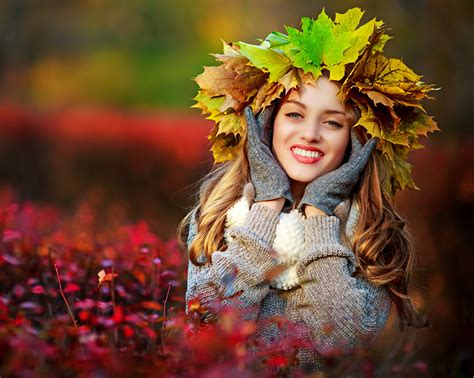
185;193;391;373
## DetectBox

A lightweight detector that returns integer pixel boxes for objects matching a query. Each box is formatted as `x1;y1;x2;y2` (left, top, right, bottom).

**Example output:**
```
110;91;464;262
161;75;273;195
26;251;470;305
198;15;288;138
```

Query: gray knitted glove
299;130;378;216
245;106;293;203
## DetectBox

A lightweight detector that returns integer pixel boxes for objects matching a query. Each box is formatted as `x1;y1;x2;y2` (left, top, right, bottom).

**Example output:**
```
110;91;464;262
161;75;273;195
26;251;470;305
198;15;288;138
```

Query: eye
326;120;343;128
286;112;303;120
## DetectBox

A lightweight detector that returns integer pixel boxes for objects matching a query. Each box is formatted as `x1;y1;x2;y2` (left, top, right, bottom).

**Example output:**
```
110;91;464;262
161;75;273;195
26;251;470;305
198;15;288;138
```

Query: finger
350;129;363;154
258;106;275;147
350;136;378;171
363;137;378;154
257;105;274;126
244;106;261;140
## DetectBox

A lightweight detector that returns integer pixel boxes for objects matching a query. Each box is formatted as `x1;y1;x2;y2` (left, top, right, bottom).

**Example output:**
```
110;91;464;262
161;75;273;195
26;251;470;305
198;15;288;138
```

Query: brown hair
178;84;428;330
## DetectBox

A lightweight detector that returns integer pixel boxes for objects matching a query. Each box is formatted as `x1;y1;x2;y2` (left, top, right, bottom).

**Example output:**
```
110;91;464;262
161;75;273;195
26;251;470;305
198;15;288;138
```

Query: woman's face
271;77;351;187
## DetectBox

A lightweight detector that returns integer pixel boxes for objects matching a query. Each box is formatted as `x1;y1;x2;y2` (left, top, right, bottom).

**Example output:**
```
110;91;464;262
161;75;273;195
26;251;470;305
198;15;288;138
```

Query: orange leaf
140;301;163;311
97;269;118;288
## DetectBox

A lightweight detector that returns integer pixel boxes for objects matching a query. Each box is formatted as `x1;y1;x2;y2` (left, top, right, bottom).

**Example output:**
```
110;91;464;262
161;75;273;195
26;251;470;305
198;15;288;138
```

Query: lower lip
290;148;323;164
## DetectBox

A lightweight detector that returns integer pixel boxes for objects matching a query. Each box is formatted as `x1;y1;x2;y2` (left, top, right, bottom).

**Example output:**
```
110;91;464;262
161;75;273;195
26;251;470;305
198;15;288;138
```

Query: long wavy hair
178;82;429;331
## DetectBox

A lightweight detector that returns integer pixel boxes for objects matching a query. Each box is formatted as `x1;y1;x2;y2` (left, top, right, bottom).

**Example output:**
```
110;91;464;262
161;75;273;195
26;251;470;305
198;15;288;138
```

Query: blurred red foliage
0;103;212;164
0;103;217;237
0;192;437;377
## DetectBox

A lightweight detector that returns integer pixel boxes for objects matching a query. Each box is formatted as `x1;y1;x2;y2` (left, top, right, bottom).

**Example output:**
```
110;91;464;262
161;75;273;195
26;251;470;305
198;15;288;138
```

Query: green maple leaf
285;8;379;81
285;12;332;78
263;31;291;51
192;91;226;121
236;42;292;82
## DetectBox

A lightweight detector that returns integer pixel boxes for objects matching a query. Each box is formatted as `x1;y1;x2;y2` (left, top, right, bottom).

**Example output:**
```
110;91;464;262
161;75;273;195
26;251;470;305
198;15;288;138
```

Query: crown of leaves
192;7;440;196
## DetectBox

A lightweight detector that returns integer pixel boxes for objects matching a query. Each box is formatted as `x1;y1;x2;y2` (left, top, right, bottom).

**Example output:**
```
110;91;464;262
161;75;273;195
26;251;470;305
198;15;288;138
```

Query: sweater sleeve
185;203;280;323
294;214;392;355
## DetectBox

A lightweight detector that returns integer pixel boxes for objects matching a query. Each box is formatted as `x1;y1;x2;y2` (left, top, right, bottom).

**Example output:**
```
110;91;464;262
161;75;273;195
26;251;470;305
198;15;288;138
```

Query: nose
301;122;321;143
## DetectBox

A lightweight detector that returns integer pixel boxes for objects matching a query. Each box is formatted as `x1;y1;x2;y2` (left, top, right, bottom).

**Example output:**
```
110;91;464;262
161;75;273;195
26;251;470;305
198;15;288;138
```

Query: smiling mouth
290;147;324;164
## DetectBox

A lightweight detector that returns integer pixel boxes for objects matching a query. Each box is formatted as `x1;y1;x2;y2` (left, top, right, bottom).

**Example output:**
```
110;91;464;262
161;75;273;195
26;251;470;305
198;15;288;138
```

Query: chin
287;170;321;184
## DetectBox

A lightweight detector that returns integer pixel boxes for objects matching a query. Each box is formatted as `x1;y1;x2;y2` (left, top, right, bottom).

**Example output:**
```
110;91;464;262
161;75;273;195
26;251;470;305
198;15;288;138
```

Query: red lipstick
290;145;324;164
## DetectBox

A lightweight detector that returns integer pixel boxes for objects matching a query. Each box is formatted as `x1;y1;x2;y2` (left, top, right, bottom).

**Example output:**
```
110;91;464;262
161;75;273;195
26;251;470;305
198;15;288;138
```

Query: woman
179;7;438;374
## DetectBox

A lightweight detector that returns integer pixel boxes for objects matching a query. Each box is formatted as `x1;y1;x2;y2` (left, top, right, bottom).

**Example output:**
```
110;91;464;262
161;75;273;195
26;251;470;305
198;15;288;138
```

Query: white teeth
293;147;322;159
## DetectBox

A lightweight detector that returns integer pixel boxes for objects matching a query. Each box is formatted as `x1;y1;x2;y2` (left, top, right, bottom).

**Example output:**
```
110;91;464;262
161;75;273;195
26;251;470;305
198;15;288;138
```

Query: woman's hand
245;106;293;204
299;130;378;216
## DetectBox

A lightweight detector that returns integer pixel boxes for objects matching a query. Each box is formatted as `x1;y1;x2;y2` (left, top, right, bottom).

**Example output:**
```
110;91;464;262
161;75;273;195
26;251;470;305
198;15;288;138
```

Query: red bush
0;192;335;377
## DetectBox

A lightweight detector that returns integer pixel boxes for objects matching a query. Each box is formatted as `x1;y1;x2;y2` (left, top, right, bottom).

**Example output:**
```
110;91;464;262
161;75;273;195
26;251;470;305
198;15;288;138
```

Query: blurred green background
0;0;471;131
0;0;473;376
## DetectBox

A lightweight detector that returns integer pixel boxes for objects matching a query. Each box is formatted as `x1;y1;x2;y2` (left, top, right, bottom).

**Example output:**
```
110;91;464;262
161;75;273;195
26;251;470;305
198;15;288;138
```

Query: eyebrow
284;100;347;116
285;100;307;109
324;109;347;116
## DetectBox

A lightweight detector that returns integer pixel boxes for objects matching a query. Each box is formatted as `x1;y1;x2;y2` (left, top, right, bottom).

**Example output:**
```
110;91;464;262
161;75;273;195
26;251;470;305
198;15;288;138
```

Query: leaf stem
159;282;172;356
162;282;172;331
54;263;77;328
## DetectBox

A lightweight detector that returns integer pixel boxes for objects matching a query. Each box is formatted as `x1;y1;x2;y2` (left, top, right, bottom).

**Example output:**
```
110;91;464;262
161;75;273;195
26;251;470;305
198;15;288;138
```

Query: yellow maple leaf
210;133;241;163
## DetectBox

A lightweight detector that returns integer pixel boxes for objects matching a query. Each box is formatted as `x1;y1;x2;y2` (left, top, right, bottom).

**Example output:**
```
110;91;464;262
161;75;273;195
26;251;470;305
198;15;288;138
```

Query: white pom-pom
272;209;305;265
223;198;306;291
269;265;299;290
226;196;250;228
224;196;251;243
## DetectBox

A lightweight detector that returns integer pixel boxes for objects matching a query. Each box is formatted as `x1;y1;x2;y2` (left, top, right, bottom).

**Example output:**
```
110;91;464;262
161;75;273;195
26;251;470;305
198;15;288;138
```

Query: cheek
271;118;290;155
330;132;351;166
